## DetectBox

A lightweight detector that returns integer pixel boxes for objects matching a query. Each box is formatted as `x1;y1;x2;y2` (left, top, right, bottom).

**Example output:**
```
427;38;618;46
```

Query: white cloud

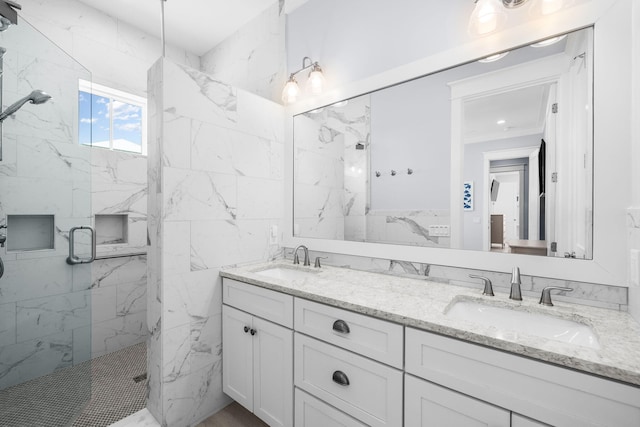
80;117;97;124
115;122;141;132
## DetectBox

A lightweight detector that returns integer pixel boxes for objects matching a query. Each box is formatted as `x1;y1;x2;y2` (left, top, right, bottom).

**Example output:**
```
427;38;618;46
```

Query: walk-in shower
0;1;95;425
0;89;51;121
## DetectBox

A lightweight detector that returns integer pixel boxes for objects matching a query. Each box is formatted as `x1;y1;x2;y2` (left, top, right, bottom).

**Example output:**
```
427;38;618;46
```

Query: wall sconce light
282;57;325;104
469;0;566;37
468;0;508;36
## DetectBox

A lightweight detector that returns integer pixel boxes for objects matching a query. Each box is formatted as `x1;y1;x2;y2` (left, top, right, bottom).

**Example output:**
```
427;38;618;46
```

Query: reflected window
78;79;147;155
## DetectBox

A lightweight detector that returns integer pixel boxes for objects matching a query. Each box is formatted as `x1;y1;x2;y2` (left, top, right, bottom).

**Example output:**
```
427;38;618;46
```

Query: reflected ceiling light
497;119;506;125
282;56;326;104
468;0;507;36
332;100;349;108
478;52;510;63
531;34;567;47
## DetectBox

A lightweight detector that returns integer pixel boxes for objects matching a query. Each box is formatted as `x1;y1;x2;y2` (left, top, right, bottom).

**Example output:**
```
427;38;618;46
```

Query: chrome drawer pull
332;370;350;386
332;319;350;334
243;326;250;333
250;328;257;336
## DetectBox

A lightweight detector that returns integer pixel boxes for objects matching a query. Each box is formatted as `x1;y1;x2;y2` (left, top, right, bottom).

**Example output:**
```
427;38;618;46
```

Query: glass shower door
0;15;93;426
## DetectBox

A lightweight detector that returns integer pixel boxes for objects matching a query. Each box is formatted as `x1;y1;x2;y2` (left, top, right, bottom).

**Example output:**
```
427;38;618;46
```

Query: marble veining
222;260;640;387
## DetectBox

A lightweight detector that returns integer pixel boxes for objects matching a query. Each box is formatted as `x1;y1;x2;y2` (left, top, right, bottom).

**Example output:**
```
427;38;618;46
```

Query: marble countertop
221;260;640;387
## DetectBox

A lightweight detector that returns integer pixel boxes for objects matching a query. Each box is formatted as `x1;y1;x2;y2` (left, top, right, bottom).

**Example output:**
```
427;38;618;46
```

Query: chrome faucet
293;245;310;266
539;286;574;306
509;267;523;301
469;274;494;296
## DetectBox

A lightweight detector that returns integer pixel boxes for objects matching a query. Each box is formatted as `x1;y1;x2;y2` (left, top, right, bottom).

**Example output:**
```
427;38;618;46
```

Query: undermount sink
445;299;600;349
255;266;318;281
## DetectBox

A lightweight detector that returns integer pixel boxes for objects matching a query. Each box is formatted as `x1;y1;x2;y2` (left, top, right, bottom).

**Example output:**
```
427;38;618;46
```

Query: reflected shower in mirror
293;27;593;259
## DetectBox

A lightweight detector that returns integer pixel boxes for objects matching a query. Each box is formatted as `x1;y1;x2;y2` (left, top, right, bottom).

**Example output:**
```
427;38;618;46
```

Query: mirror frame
284;0;632;286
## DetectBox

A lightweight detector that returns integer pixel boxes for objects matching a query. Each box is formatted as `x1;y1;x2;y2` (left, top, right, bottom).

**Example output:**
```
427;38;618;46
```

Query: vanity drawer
295;388;367;427
294;298;403;368
405;328;640;427
295;333;403;427
222;278;293;328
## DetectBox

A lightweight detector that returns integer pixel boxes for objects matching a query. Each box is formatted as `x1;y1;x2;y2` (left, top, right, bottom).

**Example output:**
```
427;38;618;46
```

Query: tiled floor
110;402;268;427
0;343;147;427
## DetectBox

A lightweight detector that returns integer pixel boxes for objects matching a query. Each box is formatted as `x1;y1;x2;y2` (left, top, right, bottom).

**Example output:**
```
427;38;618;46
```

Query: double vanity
220;259;640;427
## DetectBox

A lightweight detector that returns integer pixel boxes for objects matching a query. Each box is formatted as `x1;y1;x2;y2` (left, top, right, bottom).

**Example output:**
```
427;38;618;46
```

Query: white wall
19;0;200;97
629;0;640;323
286;0;591;92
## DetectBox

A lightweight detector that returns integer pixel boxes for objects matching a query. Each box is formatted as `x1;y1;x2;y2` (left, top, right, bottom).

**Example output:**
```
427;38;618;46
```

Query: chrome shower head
0;89;52;122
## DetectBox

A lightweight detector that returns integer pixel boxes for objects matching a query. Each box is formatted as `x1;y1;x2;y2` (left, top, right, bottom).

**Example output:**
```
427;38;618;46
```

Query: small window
79;79;147;155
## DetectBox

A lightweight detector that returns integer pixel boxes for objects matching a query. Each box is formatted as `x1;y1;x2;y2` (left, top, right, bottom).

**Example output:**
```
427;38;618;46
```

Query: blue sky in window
79;90;142;153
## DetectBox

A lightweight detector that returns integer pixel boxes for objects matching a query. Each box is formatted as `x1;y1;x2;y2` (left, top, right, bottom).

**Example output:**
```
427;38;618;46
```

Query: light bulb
281;78;300;104
541;0;563;15
307;65;325;95
468;0;506;36
478;52;509;63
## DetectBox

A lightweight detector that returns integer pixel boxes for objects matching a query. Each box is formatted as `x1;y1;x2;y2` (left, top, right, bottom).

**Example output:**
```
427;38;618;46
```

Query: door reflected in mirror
293;27;593;259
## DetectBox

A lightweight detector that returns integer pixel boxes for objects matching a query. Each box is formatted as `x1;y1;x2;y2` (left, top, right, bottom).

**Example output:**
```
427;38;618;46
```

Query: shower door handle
66;226;96;265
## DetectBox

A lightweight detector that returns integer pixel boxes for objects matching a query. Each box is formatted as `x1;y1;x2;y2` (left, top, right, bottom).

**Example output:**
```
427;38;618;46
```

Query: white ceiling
75;0;277;56
464;84;551;143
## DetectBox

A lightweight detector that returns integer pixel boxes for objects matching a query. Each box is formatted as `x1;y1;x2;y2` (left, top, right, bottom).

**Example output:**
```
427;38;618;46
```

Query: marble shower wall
90;148;148;359
20;0;200;96
200;1;286;103
0;20;93;390
148;58;284;426
293;97;370;241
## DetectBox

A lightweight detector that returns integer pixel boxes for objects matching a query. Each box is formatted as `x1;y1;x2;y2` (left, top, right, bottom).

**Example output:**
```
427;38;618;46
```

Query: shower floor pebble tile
0;343;147;427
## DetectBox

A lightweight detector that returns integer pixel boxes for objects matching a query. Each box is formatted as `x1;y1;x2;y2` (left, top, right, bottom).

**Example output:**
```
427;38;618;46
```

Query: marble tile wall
0;5;152;390
200;1;286;103
287;249;629;312
365;210;451;247
20;0;200;97
294;96;370;241
0;21;94;390
148;58;284;426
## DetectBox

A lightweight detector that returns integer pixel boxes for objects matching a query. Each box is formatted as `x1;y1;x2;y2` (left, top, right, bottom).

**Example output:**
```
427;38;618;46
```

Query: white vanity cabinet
222;279;294;427
405;327;640;427
293;299;404;427
404;374;510;427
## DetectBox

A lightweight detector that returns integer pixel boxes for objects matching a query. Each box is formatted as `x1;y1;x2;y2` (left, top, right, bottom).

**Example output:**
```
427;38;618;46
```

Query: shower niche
95;214;128;245
6;214;54;251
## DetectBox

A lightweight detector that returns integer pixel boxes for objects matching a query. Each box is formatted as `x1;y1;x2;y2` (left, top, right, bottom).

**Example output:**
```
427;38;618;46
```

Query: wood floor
197;402;268;427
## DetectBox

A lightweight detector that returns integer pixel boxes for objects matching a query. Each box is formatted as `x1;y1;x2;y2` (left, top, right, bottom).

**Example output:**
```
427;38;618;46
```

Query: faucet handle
293;252;300;265
509;267;523;301
539;287;574;306
314;256;328;268
469;274;494;296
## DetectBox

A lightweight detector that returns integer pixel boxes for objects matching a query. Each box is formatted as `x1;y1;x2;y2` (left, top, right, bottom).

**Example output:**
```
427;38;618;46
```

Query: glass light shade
468;0;507;36
478;52;509;63
541;0;563;15
306;69;326;95
531;34;567;48
282;79;300;104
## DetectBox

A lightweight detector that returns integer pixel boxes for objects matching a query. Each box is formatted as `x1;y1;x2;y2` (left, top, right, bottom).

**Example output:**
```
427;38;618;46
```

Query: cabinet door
295;388;367;427
222;305;254;412
512;414;550;427
253;316;294;427
405;375;510;427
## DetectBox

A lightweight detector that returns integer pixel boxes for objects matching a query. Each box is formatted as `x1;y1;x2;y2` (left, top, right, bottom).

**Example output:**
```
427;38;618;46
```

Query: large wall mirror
294;27;593;260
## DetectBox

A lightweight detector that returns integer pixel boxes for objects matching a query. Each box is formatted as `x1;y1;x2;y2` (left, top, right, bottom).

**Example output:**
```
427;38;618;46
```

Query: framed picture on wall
463;181;473;211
